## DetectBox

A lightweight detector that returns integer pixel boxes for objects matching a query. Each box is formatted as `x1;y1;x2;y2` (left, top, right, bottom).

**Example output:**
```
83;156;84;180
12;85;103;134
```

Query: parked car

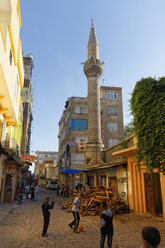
46;180;58;190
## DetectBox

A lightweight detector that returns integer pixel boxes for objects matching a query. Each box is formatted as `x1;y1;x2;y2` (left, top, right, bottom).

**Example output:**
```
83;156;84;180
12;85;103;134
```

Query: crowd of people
16;183;39;204
56;182;88;198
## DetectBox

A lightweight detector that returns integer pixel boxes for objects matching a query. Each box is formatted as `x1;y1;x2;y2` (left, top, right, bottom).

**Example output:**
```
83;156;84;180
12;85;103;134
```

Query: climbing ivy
130;77;165;174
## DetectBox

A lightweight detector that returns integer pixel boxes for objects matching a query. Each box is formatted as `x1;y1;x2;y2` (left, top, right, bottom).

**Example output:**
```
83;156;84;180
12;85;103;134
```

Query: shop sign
7;164;16;174
22;155;36;162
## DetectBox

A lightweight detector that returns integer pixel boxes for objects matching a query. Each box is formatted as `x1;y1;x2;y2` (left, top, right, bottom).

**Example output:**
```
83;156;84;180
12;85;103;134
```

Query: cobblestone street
0;189;165;248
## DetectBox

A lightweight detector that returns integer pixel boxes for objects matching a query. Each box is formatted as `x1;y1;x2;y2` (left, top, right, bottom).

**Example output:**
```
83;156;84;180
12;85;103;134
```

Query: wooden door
109;177;118;194
153;173;162;215
144;173;155;215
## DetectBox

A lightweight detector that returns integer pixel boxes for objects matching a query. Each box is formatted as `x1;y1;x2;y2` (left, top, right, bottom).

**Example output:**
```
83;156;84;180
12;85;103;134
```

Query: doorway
144;173;162;215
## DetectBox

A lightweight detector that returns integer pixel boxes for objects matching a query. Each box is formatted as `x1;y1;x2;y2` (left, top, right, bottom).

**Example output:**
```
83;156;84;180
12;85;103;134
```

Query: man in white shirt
68;193;81;234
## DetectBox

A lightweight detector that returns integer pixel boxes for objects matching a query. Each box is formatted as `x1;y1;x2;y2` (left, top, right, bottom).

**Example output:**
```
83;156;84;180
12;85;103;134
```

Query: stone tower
84;19;104;166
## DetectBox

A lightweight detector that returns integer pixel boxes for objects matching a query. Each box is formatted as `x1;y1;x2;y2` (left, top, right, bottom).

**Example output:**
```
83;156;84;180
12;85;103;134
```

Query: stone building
100;86;124;149
34;151;58;186
58;20;124;188
58;97;88;186
20;55;34;155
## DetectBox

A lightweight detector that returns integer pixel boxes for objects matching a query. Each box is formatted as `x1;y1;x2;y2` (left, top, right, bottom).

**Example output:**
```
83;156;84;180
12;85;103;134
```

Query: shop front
3;161;18;202
112;134;165;218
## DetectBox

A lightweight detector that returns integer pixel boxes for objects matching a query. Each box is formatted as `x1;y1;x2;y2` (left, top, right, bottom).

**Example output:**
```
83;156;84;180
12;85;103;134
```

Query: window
107;91;118;99
53;154;58;159
108;139;119;148
46;154;51;158
107;122;117;131
108;107;118;116
80;107;88;114
9;50;12;65
69;119;87;130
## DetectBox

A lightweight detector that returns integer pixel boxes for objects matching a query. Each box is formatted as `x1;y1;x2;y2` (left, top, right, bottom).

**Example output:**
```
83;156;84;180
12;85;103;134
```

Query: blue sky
20;0;165;152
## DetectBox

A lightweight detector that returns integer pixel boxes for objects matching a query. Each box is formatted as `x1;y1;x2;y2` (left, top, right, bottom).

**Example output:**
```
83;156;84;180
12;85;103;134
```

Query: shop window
5;174;13;192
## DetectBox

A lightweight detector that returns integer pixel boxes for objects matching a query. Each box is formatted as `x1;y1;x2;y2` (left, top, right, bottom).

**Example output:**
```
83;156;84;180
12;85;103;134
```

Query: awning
60;168;85;174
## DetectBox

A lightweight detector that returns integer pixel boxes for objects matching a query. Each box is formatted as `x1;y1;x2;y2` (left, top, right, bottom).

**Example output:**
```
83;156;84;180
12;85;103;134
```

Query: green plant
121;140;129;149
130;77;165;174
124;121;135;137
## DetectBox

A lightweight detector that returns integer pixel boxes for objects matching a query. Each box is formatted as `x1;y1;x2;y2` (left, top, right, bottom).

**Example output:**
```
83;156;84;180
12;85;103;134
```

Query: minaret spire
88;19;99;59
83;20;104;167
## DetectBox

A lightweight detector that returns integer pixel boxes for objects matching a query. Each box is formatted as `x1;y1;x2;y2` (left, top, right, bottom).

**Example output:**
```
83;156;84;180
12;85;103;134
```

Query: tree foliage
130;77;165;173
124;121;135;137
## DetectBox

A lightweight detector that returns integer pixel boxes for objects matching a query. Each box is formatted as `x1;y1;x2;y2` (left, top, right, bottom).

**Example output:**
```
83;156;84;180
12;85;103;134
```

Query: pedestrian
141;226;161;248
100;201;113;248
25;184;30;199
61;184;64;197
68;193;81;234
34;185;39;200
30;186;35;200
16;187;22;204
41;196;54;237
56;184;60;197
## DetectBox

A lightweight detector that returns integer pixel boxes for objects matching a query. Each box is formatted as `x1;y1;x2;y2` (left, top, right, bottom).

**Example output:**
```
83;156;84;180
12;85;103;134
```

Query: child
68;193;81;234
41;196;54;237
142;226;161;248
100;201;113;248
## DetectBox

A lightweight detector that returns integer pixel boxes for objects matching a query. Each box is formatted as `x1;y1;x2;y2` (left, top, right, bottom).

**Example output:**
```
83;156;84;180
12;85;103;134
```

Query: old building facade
21;55;33;155
58;20;124;188
112;134;165;218
0;0;33;202
100;86;124;149
34;151;58;186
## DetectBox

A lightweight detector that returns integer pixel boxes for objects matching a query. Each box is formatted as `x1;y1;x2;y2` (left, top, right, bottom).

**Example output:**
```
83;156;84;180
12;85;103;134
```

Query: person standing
30;185;35;200
25;184;30;199
34;185;39;200
41;196;54;237
100;201;113;248
141;226;161;248
68;193;81;234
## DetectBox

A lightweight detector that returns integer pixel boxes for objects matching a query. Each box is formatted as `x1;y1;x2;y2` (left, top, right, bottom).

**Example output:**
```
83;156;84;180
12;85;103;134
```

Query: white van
46;180;58;190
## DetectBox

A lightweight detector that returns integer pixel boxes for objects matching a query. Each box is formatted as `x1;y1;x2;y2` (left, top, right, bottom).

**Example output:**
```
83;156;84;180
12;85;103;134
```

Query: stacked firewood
62;186;129;216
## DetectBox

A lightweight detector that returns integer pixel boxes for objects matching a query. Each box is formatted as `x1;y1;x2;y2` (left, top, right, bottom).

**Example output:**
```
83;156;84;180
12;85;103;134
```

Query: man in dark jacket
100;201;113;248
41;196;54;237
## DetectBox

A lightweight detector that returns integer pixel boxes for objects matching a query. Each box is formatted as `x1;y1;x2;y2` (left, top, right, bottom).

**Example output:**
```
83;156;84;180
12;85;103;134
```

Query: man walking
41;196;54;237
68;193;81;234
100;201;113;248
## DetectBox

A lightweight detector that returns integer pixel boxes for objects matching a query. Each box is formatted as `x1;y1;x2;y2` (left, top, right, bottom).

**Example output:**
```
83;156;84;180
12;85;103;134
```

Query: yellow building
113;134;165;218
0;0;24;202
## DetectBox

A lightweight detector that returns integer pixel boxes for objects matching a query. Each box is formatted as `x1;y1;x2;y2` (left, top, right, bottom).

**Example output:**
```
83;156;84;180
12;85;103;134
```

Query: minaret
84;19;104;166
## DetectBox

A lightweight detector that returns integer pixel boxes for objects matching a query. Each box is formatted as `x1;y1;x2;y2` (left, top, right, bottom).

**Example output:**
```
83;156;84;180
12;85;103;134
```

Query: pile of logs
63;186;129;216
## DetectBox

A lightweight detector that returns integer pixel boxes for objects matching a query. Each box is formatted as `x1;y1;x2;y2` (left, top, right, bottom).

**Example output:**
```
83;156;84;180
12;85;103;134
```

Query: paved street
0;189;165;248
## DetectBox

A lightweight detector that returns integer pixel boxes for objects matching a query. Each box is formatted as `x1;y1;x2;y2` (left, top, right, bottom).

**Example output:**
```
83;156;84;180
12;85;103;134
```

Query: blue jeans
100;233;112;248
